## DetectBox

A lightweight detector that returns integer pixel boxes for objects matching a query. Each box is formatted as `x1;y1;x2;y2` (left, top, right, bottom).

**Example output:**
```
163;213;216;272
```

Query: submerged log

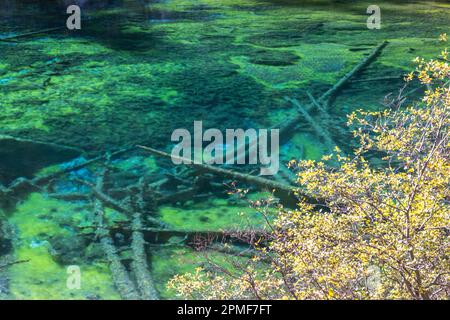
138;145;308;207
93;171;140;300
285;97;337;150
0;134;83;154
76;178;168;229
276;41;389;143
0;259;30;270
95;201;140;300
129;178;159;300
0;27;66;42
318;41;389;108
137;146;296;194
1;146;135;200
306;91;326;113
130;210;159;300
48;193;89;201
32;146;135;186
80;225;268;247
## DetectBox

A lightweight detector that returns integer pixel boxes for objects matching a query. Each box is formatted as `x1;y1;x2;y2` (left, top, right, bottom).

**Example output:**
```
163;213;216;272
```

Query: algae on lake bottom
1;0;449;299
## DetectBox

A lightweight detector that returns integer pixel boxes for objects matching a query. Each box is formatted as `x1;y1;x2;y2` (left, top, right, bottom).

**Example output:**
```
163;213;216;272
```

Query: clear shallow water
0;0;449;299
1;0;448;154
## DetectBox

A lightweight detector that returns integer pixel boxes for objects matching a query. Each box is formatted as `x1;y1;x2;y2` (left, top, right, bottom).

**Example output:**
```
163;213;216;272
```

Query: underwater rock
49;234;87;265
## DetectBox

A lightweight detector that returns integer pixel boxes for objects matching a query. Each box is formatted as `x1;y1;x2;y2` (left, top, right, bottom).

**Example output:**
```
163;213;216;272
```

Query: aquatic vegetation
30;38;113;56
1;0;449;300
281;132;326;161
231;43;362;90
159;197;270;231
153;246;250;299
9;246;119;300
1;0;447;149
7;193;120;299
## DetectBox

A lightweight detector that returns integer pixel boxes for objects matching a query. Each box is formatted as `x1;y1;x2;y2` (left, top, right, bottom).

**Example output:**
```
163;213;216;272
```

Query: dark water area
0;136;80;183
0;0;449;299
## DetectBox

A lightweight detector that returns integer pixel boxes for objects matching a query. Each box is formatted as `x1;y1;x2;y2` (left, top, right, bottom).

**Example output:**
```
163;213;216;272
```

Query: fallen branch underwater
137;145;296;194
284;97;337;150
130;209;160;300
1;146;135;198
276;41;389;143
0;134;83;154
0;259;30;269
129;178;160;300
82;226;268;246
93;170;141;300
0;27;66;42
91;166;161;300
76;178;168;229
318;41;389;108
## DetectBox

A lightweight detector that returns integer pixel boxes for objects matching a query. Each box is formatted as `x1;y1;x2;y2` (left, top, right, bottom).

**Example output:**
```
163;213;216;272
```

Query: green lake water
0;0;449;299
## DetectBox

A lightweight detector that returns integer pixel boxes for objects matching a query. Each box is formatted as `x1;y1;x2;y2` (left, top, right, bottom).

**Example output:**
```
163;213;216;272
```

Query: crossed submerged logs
276;41;389;146
137;146;295;193
92;168;141;300
0;27;66;42
3;42;390;293
0;44;389;207
0;148;162;300
0;144;298;299
0;43;391;297
90;166;159;300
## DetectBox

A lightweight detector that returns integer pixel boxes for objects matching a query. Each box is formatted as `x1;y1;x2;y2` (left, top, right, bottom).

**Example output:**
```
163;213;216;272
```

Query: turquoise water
0;0;449;299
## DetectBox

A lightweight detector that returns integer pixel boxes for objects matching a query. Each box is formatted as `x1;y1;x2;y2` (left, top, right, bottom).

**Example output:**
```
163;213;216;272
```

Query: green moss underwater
0;0;449;299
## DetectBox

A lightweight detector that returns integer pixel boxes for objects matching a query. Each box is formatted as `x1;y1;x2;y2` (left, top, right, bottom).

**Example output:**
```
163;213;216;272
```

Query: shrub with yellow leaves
168;40;450;300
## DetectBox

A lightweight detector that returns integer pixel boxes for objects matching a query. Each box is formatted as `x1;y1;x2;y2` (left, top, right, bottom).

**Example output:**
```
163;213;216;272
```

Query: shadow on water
1;0;223;51
0;137;81;185
79;3;225;51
